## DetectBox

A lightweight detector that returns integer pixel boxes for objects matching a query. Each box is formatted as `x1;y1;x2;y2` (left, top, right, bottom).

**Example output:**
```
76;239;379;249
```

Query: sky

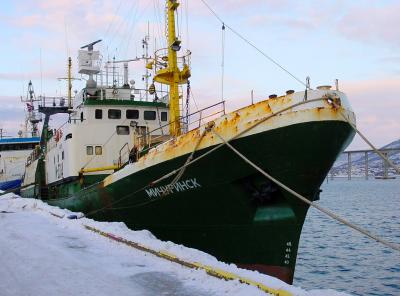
0;0;399;149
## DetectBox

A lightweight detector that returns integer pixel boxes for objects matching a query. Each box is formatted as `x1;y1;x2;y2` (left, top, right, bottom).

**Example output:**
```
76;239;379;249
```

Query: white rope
336;108;400;174
211;129;400;252
162;127;209;196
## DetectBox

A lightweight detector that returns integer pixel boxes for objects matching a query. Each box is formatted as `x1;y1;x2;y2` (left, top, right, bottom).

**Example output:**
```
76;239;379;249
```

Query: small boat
1;82;41;191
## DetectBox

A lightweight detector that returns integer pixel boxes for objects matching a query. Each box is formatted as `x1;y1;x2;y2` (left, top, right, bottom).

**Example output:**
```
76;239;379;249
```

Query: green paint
84;98;167;108
21;120;355;283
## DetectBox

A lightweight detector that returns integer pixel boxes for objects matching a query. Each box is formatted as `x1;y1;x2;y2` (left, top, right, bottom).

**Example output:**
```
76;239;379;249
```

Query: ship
20;0;356;284
0;81;41;191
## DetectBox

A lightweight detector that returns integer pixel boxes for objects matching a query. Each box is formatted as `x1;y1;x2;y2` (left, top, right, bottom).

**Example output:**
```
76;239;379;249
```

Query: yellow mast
153;0;191;137
68;57;72;109
166;0;180;136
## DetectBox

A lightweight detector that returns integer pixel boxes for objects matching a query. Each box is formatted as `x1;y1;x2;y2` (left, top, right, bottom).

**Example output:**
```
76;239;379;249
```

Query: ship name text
145;178;201;198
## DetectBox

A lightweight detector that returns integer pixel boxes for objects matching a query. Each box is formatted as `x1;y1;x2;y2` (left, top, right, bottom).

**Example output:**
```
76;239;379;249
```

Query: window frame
108;109;121;119
161;111;168;122
116;125;130;135
126;109;139;119
95;109;103;119
86;146;94;155
95;146;102;155
144;110;156;121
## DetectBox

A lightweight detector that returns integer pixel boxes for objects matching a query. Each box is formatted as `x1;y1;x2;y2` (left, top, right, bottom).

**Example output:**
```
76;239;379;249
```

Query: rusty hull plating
105;89;355;187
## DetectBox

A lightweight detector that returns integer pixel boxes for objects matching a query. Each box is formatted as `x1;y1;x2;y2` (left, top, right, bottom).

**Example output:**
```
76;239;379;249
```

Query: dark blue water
294;178;400;296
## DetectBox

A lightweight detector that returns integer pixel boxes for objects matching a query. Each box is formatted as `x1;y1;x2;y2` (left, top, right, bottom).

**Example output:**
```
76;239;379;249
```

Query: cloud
247;14;315;31
341;77;400;149
0;95;26;135
187;0;290;19
0;70;60;81
337;2;400;48
379;56;400;64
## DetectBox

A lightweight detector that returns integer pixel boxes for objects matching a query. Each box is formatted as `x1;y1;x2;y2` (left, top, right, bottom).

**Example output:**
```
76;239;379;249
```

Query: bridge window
161;112;168;122
108;109;121;119
144;111;156;120
86;146;93;155
95;109;103;119
116;125;130;135
0;143;37;151
95;146;102;155
126;109;139;119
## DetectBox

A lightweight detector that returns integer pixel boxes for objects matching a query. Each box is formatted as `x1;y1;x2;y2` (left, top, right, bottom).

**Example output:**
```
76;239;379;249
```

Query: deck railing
134;100;226;154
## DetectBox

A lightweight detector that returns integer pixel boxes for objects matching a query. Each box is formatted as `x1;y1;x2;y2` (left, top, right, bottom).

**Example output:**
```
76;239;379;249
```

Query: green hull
22;120;354;283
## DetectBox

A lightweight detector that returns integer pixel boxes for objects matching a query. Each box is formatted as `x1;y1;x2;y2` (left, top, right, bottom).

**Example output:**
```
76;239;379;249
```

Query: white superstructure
0;137;39;188
22;40;171;191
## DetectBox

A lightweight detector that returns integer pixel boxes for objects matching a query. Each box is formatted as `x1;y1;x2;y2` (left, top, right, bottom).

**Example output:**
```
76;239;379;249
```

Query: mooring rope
20;96;398;253
161;124;210;196
333;104;400;174
210;129;400;252
84;98;326;215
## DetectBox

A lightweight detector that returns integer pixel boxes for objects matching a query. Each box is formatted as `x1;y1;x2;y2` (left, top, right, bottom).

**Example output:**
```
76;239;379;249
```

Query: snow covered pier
0;192;349;296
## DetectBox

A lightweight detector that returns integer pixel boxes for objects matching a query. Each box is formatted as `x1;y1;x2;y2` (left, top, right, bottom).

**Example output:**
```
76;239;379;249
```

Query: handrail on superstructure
118;142;130;167
136;100;226;141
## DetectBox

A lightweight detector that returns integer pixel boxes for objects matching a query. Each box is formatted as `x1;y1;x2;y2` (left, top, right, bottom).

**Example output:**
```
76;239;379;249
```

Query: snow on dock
0;192;350;296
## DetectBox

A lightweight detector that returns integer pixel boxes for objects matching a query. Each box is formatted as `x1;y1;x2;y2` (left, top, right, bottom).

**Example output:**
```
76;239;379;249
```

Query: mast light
171;39;181;52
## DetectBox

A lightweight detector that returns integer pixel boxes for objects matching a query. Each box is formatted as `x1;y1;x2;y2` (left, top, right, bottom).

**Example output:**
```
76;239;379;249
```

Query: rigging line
153;0;164;49
117;0;153;61
187;88;199;111
64;18;70;58
39;48;43;96
160;0;167;48
332;103;400;174
86;98;326;214
104;0;124;41
107;2;132;49
221;23;225;102
123;5;141;59
117;1;138;57
155;0;164;48
177;1;183;39
211;128;400;252
162;127;208;196
115;1;136;52
157;0;167;48
175;4;180;38
199;0;308;89
184;0;189;49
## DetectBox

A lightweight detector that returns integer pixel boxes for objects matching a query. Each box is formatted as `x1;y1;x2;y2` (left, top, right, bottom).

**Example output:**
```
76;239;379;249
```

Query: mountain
331;139;400;177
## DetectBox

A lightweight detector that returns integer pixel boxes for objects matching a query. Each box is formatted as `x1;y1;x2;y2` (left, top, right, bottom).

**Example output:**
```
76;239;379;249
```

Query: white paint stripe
104;91;355;187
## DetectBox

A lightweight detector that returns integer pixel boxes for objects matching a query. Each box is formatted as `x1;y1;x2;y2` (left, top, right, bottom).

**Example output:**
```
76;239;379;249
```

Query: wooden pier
330;148;400;180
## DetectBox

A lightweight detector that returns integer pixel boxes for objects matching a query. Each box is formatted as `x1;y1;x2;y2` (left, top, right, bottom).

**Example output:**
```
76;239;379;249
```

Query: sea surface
294;178;400;296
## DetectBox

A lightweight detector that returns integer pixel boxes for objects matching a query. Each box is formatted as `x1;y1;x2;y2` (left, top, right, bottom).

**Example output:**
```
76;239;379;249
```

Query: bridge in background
330;148;400;180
